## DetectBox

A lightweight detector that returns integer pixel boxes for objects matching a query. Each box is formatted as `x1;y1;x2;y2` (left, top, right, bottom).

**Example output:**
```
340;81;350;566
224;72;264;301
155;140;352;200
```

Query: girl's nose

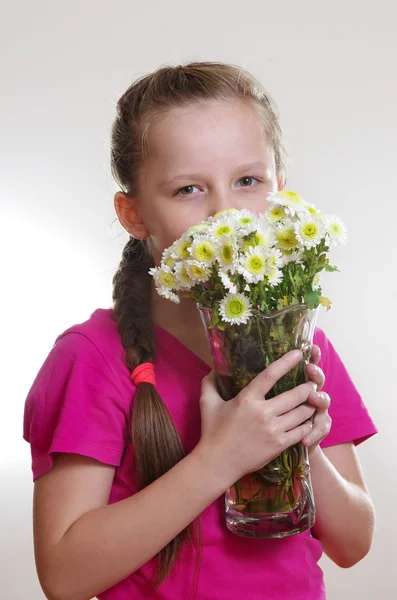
209;192;234;217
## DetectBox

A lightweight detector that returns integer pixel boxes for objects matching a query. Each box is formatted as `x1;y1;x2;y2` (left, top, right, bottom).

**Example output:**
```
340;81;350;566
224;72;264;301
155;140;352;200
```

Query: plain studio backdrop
1;1;396;598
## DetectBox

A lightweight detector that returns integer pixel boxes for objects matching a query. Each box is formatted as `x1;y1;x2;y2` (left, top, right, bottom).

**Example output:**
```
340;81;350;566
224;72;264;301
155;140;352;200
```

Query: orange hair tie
130;362;156;387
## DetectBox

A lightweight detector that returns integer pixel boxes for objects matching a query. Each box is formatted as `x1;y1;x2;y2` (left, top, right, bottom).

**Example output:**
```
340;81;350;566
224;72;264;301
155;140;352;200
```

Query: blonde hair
111;62;286;591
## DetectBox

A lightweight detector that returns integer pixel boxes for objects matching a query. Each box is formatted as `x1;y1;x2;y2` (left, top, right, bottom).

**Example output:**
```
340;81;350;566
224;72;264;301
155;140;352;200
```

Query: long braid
112;235;196;586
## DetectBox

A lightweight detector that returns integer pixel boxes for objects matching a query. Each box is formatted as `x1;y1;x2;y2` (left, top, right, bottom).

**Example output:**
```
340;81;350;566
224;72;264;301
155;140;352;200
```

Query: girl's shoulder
23;308;133;481
54;307;123;358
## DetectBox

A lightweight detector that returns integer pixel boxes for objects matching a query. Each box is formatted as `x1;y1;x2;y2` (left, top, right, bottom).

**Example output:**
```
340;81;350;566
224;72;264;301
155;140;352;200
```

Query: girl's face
132;99;280;265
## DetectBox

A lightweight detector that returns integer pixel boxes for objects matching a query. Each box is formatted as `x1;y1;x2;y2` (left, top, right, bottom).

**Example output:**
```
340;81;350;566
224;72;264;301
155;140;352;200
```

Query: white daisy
275;222;300;250
213;208;238;219
189;236;217;264
312;274;321;290
235;209;257;231
266;248;283;269
161;247;177;270
170;235;192;261
211;216;238;239
157;287;180;303
307;204;320;216
185;260;211;283
266;267;283;287
266;204;287;223
238;246;268;283
216;236;239;271
268;190;309;217
240;222;274;251
219;270;237;294
281;250;304;266
174;262;195;289
186;222;209;235
219;292;253;325
295;217;325;249
150;265;179;290
323;215;348;245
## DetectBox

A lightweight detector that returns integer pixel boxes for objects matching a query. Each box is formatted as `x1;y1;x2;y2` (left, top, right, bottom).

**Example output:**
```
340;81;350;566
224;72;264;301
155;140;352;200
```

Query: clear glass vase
197;303;319;539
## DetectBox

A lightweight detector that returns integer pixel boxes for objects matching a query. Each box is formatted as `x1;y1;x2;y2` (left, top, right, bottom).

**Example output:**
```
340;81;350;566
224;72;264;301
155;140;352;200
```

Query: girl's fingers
200;371;224;408
285;420;314;448
267;381;317;416
241;349;303;400
306;362;325;391
302;406;332;447
279;402;315;432
310;344;321;365
307;390;331;409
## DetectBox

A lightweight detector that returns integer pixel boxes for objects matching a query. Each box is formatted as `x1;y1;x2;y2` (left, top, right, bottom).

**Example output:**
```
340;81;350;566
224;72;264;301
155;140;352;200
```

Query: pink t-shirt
23;308;377;600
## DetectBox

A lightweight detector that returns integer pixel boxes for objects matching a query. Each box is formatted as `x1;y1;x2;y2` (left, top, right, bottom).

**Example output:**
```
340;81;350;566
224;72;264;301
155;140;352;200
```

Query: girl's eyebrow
159;162;269;187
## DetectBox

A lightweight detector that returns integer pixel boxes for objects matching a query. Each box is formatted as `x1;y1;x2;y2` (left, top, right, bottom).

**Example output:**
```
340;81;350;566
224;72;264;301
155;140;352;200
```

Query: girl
24;62;377;600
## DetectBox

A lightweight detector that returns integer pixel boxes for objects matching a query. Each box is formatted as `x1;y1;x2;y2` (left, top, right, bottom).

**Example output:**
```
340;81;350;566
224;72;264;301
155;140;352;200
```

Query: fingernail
290;350;303;360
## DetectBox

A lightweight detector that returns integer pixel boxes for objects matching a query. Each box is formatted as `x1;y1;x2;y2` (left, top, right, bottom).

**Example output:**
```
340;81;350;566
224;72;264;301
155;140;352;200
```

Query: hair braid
112;235;196;586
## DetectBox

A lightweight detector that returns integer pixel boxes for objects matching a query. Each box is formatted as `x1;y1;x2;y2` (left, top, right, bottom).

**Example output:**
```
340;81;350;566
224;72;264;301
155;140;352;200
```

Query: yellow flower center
165;257;176;269
220;243;233;263
160;271;177;288
276;228;298;249
247;255;266;274
176;241;191;260
215;225;233;237
192;241;216;263
301;223;319;239
240;217;253;225
181;266;192;282
269;206;286;221
190;265;206;278
225;298;246;318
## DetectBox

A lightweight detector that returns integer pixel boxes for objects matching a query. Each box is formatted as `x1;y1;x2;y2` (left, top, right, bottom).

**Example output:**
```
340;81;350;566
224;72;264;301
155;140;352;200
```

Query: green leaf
315;262;339;273
304;288;321;309
209;305;220;328
323;264;339;272
242;231;257;241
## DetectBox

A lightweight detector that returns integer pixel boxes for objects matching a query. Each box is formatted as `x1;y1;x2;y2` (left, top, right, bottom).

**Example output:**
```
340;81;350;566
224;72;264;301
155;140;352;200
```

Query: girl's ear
114;192;150;239
277;176;286;191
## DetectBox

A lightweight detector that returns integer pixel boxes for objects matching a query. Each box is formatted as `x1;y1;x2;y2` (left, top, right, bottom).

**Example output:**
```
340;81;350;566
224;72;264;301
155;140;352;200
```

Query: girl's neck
150;283;213;368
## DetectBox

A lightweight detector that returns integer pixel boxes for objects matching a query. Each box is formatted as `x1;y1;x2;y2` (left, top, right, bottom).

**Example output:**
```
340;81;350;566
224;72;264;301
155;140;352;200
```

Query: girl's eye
237;176;259;188
177;185;200;196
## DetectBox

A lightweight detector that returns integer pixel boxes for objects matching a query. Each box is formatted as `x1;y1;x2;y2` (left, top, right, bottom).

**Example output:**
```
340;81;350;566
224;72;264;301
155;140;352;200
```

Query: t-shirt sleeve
23;331;129;481
314;327;378;448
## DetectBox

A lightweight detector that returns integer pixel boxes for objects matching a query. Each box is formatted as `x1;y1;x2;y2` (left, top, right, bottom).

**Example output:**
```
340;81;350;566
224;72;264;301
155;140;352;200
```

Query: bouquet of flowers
150;190;347;538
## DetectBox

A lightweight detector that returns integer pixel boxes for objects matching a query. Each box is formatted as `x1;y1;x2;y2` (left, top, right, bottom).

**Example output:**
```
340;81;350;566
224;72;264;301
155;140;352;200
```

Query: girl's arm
33;352;315;600
34;449;233;600
303;350;376;567
309;442;375;568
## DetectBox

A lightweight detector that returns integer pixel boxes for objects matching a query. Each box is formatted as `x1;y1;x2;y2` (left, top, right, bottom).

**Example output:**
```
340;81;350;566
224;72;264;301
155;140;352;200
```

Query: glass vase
197;303;319;539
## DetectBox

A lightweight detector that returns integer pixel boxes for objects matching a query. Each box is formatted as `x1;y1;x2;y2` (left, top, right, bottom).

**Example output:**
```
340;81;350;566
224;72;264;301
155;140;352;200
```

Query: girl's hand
303;344;332;453
197;350;317;484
